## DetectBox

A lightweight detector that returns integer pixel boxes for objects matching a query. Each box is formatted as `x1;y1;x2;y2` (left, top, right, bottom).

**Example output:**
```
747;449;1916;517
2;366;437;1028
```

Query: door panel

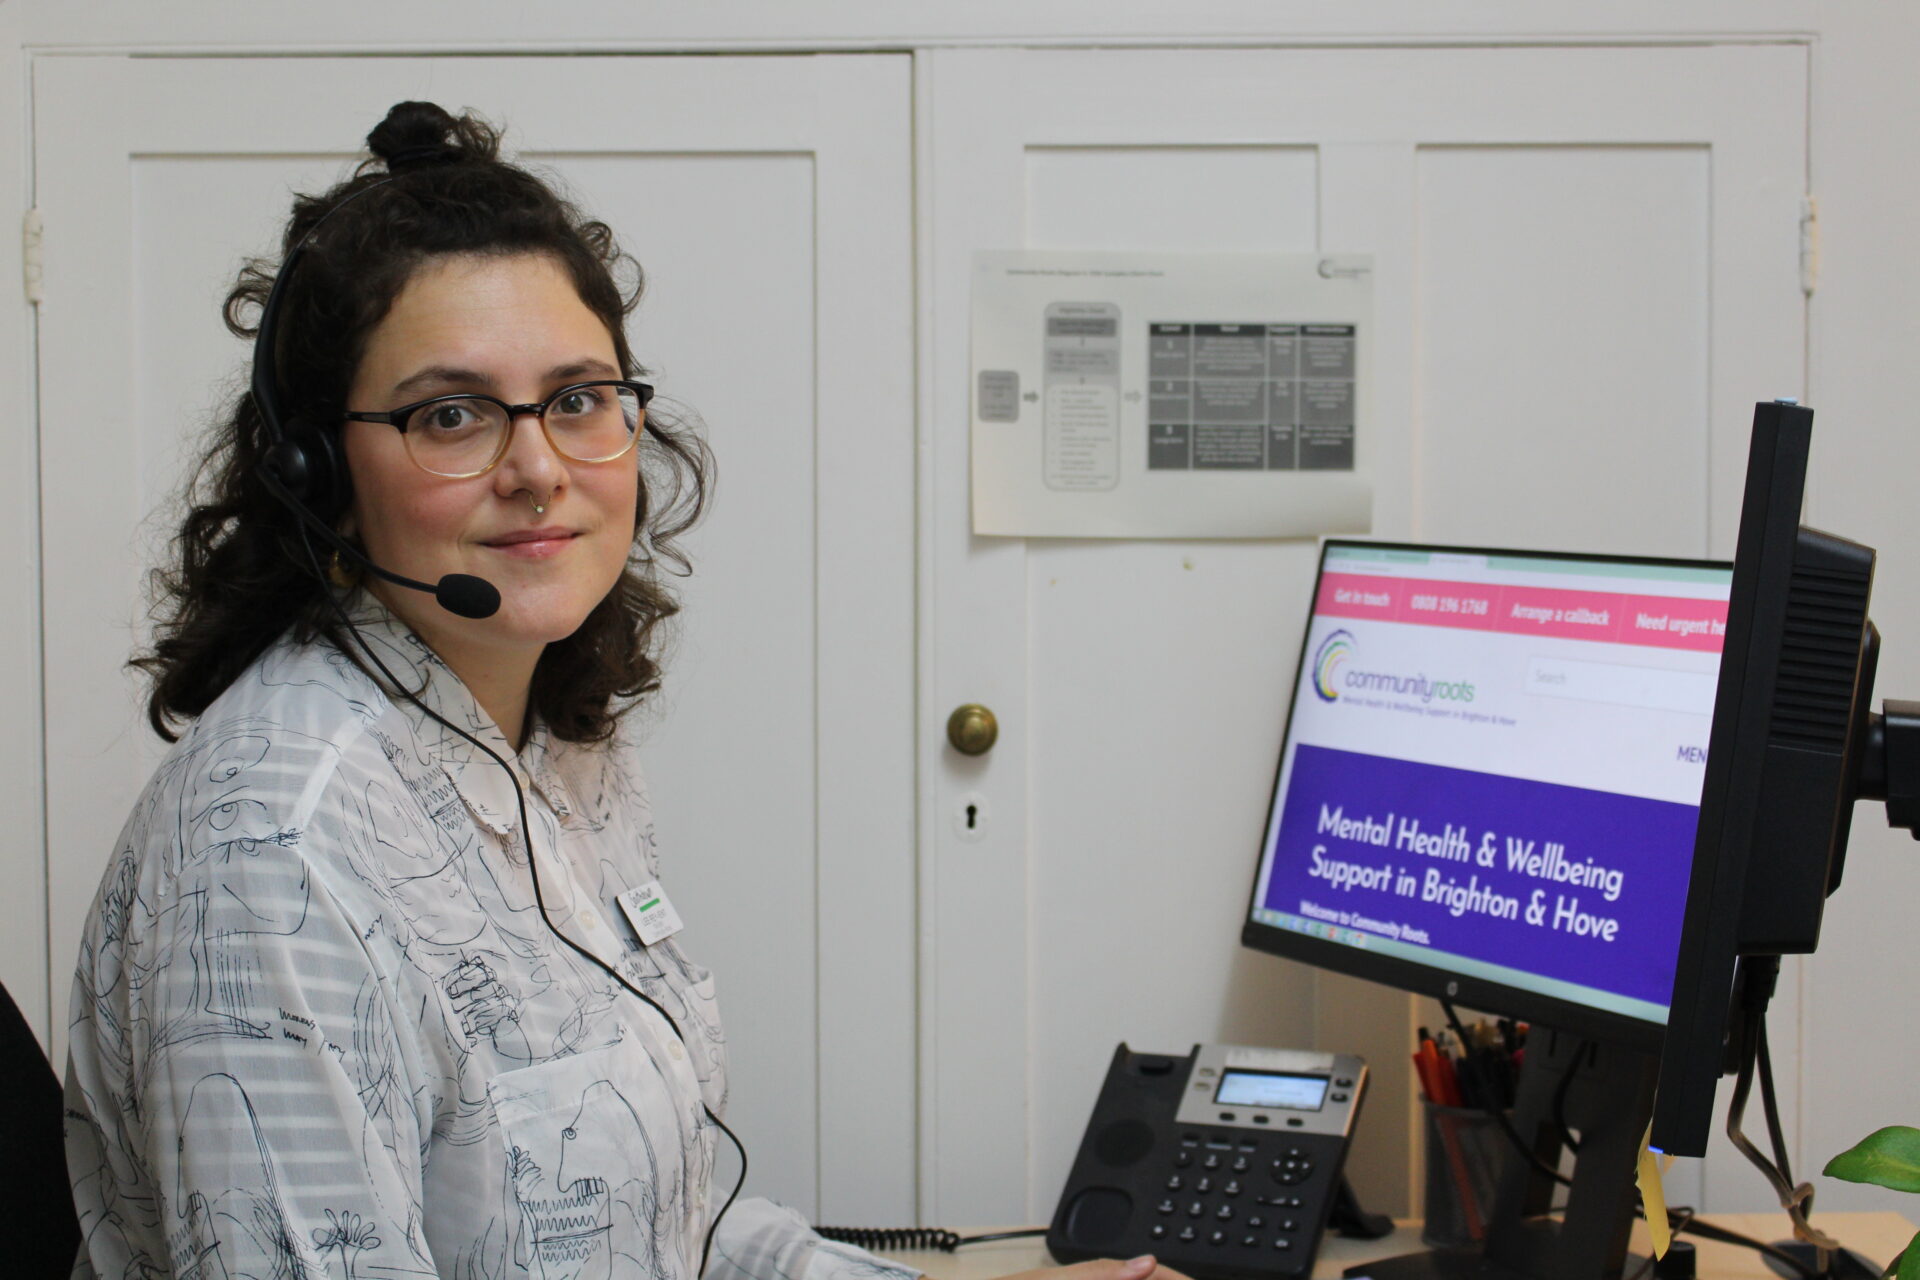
1414;145;1711;553
1026;146;1321;249
37;52;913;1220
923;43;1805;1223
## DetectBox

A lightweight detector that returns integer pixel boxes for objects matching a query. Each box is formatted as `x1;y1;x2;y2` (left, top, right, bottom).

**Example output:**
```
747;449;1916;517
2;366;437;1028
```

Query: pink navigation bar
1315;571;1727;653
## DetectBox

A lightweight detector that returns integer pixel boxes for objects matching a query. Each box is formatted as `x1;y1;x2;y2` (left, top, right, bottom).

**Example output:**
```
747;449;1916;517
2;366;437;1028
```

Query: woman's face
342;252;640;668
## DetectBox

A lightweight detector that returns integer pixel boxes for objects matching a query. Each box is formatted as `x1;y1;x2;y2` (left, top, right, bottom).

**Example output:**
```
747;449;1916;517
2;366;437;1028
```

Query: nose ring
527;492;549;516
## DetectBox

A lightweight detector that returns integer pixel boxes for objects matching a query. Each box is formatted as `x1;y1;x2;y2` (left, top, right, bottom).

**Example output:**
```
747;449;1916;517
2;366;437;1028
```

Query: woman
63;102;1176;1280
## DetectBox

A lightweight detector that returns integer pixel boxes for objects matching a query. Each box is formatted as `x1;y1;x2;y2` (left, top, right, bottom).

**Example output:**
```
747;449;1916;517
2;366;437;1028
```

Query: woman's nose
494;411;567;498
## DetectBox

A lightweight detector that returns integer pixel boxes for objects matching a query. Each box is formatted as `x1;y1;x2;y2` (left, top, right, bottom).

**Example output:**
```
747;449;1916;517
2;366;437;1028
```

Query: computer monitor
1245;541;1731;1041
1242;401;1909;1279
1242;539;1735;1279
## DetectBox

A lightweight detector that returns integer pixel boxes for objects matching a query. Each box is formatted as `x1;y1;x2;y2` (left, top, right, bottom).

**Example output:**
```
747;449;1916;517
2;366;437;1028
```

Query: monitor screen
1244;541;1733;1040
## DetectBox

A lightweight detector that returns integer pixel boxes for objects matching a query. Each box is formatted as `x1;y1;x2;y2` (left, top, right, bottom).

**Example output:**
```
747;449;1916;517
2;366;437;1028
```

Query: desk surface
881;1213;1915;1280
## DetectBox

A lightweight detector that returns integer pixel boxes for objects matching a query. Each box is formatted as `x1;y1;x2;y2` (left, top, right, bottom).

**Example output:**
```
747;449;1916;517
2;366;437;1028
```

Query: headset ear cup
283;422;350;519
263;438;314;502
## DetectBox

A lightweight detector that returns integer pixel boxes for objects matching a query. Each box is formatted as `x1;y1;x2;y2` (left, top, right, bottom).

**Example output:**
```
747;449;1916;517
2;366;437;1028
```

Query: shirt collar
338;595;580;835
519;722;578;825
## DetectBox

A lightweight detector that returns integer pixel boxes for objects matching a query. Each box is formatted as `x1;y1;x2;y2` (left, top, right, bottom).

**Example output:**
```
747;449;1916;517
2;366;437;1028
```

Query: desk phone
1047;1043;1383;1280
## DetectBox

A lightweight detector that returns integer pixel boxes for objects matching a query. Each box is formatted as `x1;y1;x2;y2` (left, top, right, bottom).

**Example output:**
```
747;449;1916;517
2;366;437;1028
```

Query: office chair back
1;979;81;1277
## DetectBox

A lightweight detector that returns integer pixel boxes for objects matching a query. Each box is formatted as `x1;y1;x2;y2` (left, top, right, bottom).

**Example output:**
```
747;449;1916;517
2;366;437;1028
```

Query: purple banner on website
1264;744;1698;1006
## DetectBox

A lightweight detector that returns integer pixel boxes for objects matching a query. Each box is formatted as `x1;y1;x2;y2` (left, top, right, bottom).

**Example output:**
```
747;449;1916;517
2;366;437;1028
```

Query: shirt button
669;1041;686;1060
580;911;598;929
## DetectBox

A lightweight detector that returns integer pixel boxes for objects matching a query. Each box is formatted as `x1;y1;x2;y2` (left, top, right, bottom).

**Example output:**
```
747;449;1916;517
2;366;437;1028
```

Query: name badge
616;880;684;946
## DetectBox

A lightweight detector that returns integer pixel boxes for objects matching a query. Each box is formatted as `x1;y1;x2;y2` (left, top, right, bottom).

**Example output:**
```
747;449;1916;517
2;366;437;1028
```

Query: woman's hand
989;1254;1193;1280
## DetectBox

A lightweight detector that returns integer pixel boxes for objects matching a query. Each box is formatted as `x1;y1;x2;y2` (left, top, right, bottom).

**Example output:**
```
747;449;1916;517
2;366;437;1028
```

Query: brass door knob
946;704;999;756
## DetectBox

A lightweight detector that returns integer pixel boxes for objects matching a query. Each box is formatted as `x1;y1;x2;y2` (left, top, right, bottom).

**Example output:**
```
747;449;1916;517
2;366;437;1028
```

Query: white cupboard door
36;52;914;1221
921;44;1804;1222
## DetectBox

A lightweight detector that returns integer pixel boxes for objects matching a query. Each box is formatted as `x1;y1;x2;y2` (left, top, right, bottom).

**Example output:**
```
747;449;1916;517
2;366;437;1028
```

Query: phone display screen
1212;1070;1329;1111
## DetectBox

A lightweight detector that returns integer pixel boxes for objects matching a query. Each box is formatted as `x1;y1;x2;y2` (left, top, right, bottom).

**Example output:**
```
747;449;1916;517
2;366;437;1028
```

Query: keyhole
954;791;989;842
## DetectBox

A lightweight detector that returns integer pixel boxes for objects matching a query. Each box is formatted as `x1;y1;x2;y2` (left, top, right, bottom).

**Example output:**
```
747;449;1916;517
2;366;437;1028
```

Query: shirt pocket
488;1037;697;1280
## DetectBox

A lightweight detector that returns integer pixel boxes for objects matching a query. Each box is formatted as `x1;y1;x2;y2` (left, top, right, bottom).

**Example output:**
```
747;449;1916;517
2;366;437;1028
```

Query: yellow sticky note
1637;1121;1670;1259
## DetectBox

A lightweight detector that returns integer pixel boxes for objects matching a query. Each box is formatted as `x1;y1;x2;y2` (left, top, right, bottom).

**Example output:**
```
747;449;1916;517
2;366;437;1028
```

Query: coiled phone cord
814;1227;1048;1253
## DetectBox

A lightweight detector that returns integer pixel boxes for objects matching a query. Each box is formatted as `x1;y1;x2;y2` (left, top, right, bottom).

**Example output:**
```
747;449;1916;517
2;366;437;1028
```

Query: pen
1415;1039;1448;1104
1432;1047;1464;1107
1412;1050;1441;1103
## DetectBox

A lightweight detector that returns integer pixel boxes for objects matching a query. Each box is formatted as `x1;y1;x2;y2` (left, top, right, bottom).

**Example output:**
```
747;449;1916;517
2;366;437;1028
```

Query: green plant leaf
1897;1230;1920;1280
1825;1127;1920;1192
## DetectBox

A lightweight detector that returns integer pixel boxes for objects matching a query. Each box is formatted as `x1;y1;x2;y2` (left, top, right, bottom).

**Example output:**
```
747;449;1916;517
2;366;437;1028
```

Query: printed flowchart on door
970;250;1373;538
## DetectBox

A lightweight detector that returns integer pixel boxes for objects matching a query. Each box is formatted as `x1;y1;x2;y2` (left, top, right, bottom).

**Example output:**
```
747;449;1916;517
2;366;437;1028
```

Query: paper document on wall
971;251;1374;538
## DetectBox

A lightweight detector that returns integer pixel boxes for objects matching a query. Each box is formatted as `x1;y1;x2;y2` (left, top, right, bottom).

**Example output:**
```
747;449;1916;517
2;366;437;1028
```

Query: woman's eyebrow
546;358;622;382
390;358;620;399
392;365;493;397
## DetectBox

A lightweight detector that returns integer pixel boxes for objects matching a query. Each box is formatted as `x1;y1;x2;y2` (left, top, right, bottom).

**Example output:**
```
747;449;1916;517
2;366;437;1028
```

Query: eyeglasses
344;380;653;479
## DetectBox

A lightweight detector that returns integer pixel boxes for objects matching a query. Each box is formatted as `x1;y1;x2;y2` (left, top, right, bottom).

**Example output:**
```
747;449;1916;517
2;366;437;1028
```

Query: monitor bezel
1651;401;1843;1156
1239;537;1732;1051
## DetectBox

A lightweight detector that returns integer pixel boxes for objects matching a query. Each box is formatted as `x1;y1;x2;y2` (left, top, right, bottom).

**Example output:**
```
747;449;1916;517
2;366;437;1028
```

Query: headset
250;173;748;1274
252;178;500;621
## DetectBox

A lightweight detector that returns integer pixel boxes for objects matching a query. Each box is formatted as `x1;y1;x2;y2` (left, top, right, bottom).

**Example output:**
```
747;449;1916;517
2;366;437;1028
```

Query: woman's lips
480;526;580;559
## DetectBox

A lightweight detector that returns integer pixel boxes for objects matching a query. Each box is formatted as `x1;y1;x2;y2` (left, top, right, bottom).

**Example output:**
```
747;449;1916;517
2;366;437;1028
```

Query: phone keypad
1161;1132;1321;1262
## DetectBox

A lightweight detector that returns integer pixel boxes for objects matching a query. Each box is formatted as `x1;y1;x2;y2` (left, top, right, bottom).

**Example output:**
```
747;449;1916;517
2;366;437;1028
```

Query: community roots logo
1310;629;1478;706
1311;629;1356;702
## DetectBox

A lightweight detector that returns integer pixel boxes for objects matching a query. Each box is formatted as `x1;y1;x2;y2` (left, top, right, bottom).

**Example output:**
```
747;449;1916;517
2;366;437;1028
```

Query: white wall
1799;11;1920;1216
4;0;1918;1228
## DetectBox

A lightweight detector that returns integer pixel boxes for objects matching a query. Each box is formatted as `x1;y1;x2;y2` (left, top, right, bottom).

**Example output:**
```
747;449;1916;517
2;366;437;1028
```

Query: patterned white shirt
65;600;918;1280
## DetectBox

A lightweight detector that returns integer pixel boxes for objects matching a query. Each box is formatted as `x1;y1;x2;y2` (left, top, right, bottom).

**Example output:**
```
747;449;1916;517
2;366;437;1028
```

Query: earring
327;550;360;590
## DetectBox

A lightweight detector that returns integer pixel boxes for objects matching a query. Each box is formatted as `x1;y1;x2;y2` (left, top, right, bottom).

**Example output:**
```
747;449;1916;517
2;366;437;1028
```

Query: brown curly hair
133;101;711;744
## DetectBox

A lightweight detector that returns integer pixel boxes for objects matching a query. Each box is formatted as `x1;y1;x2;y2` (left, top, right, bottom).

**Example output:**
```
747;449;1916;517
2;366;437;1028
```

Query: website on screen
1250;545;1732;1024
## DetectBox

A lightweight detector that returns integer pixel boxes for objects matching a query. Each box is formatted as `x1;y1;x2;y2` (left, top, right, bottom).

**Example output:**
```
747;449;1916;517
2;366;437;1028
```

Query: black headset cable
296;526;748;1277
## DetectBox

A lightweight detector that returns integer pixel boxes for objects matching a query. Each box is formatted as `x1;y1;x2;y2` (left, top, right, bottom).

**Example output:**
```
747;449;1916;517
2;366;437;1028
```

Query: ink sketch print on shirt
64;602;908;1280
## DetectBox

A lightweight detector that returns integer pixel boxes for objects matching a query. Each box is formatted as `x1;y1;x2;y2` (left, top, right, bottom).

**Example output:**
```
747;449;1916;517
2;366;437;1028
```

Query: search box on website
1524;657;1716;716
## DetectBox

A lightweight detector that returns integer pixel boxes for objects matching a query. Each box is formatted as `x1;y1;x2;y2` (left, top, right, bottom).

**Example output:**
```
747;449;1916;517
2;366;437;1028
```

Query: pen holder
1419;1100;1513;1248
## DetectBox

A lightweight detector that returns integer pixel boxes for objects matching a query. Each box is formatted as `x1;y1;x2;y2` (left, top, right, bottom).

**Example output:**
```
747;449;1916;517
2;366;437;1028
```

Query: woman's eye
411;399;491;433
554;389;601;417
427;403;474;431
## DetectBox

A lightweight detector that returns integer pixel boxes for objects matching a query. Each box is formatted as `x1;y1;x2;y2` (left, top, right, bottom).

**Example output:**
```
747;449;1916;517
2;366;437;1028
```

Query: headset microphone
430;573;504;620
259;468;503;619
251;179;503;620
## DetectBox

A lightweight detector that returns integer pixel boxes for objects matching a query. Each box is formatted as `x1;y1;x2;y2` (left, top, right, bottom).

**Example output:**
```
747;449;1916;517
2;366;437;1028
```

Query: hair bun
367;101;485;173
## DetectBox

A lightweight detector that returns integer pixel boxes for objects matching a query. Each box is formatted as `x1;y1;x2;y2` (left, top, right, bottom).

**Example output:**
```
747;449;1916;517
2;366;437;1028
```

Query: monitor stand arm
1345;1027;1658;1280
1856;699;1920;835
